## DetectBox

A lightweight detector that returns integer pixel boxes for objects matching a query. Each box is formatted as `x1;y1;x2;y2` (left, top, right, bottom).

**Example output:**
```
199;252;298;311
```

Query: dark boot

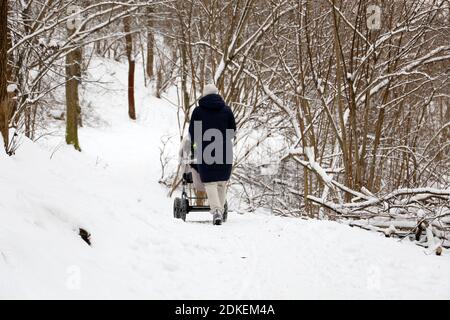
212;209;223;225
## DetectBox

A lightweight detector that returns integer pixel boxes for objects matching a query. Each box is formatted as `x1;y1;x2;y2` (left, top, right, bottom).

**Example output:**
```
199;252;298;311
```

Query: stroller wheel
223;202;229;222
173;197;182;219
180;199;189;222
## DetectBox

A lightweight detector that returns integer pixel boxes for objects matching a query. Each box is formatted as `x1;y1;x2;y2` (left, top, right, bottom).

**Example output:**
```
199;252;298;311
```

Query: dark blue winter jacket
189;94;236;183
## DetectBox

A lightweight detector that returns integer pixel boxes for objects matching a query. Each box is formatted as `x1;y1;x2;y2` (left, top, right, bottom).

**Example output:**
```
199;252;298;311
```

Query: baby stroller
173;136;228;222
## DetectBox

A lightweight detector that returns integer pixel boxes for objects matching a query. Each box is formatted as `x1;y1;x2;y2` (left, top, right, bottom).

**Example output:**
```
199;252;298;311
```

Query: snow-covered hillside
0;58;449;299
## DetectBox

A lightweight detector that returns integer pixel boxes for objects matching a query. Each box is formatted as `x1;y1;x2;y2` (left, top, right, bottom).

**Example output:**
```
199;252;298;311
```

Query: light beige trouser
190;168;205;192
204;181;228;213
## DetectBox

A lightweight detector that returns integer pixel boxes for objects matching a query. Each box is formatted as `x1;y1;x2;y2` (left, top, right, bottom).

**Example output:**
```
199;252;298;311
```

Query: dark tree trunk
146;7;154;80
128;60;136;119
0;0;9;151
124;16;136;120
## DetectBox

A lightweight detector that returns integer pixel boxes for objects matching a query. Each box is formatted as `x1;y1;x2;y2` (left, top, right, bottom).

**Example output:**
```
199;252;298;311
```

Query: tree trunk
146;7;154;80
0;0;9;151
180;41;190;113
128;59;136;119
332;7;352;201
155;65;162;99
124;16;136;120
65;26;82;151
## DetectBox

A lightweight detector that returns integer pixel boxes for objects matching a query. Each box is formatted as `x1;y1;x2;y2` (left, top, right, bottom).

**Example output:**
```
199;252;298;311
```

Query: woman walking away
188;84;236;225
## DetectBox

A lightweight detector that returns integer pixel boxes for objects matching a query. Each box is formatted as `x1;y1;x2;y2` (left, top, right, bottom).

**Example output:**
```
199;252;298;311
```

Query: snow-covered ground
0;58;449;299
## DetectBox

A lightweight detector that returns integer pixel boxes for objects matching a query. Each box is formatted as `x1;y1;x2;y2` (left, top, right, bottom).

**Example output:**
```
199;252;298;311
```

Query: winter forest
1;0;450;299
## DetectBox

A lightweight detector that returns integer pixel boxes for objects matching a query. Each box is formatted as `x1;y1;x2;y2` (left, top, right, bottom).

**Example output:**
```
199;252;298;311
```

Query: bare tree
0;0;8;152
146;6;155;80
65;17;82;151
124;15;136;120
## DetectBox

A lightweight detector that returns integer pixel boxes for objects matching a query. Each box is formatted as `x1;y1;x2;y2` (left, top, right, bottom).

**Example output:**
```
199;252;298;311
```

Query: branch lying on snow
308;187;450;213
281;147;449;225
347;219;449;253
308;186;450;254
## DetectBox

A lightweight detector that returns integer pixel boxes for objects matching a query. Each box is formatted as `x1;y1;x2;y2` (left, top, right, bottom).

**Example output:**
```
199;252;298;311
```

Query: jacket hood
198;94;226;111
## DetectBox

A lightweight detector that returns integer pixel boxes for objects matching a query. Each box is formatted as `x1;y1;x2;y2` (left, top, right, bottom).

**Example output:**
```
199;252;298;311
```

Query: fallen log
310;187;450;254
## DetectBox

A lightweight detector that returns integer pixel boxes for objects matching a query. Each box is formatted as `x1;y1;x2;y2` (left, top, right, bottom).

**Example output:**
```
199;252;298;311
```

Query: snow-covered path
1;58;449;299
76;88;450;299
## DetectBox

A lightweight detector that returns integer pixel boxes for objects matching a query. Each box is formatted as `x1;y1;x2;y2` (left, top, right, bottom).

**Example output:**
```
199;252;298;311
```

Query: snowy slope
0;58;449;299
